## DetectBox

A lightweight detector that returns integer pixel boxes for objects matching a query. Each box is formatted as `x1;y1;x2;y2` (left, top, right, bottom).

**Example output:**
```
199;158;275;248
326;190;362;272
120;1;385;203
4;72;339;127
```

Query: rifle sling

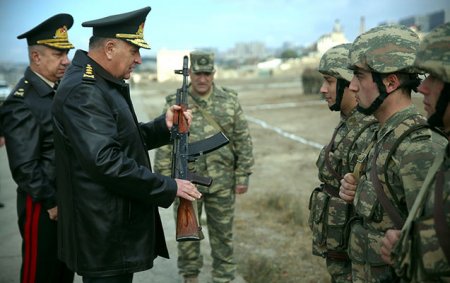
434;169;450;262
398;153;443;247
324;122;344;182
370;145;405;229
322;184;340;198
370;123;432;229
190;100;234;153
352;140;375;182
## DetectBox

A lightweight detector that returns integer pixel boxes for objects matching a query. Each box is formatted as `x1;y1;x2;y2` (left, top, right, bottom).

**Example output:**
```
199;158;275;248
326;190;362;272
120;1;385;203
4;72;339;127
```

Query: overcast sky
0;0;448;63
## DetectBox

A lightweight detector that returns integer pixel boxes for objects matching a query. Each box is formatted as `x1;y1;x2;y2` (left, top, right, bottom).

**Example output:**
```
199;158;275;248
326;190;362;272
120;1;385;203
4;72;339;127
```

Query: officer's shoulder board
82;63;96;84
13;78;30;98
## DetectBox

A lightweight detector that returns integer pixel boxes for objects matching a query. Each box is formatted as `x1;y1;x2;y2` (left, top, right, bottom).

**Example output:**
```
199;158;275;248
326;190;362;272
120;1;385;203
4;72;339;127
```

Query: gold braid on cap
115;23;150;49
36;25;74;49
116;23;144;39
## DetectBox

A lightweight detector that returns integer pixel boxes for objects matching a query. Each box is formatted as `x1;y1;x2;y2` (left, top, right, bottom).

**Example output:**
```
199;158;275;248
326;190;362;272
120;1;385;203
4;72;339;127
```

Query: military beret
82;6;151;49
190;51;215;73
17;13;74;50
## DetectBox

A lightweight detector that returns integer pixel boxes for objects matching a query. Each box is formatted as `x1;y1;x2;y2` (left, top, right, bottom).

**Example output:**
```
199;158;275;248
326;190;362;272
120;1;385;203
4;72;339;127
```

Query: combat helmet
414;22;450;83
414;22;450;128
348;24;420;74
319;43;353;111
349;24;421;115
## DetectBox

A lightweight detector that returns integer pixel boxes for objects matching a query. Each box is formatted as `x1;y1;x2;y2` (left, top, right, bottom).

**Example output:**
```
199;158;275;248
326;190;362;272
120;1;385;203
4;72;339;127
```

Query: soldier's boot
184;276;199;283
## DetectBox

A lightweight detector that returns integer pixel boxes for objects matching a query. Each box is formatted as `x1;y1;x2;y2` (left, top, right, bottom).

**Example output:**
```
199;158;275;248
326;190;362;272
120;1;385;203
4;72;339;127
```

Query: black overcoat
53;50;177;277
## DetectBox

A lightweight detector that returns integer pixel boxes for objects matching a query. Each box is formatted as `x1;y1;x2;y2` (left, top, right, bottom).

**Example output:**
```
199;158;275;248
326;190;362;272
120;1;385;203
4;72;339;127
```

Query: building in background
156;49;191;82
398;8;450;32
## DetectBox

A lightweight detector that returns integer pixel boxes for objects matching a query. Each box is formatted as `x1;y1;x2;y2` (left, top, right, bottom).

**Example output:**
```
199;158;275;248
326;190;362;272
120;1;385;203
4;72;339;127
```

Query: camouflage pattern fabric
348;24;420;74
309;108;377;283
316;109;377;188
389;22;450;282
154;83;254;282
190;51;215;73
392;151;450;282
414;22;450;83
318;43;354;82
348;105;448;282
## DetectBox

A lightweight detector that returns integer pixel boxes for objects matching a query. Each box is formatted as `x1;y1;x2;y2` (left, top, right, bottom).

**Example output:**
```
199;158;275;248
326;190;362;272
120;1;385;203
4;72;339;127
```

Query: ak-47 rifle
171;55;229;241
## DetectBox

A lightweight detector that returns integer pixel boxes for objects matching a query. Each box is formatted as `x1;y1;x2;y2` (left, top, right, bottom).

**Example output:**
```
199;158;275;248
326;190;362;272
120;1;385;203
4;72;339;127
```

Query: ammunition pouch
353;178;384;223
309;184;352;258
348;221;386;266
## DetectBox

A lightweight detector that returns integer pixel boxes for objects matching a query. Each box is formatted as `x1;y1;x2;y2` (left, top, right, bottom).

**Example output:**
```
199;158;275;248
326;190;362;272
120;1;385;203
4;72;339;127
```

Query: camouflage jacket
349;105;448;270
154;83;254;192
393;145;450;282
316;107;377;189
309;107;377;258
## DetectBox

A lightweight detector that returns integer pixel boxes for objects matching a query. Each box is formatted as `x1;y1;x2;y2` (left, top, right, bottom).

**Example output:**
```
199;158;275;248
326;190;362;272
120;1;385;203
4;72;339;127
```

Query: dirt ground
137;76;426;283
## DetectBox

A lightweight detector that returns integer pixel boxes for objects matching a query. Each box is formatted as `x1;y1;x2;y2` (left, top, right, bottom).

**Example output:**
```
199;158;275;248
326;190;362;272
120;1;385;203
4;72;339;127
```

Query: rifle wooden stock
176;198;204;241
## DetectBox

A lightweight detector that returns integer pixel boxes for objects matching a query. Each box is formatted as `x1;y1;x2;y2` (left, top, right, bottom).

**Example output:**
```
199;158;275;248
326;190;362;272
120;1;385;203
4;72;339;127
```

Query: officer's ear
104;39;118;60
29;45;43;65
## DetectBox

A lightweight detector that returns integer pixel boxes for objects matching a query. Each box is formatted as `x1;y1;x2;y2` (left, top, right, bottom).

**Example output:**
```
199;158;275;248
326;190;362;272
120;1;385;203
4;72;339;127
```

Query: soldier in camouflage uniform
154;51;254;283
339;24;448;282
309;43;377;283
380;22;450;282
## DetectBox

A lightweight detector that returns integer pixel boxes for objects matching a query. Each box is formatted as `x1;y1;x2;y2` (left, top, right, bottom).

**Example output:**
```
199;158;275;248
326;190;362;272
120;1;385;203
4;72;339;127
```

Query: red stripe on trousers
22;195;41;283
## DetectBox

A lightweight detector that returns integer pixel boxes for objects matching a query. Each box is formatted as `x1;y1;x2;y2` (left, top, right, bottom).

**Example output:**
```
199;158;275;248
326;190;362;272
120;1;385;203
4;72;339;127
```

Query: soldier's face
320;74;337;108
417;74;445;118
110;40;142;80
32;46;70;82
350;67;379;110
190;71;214;96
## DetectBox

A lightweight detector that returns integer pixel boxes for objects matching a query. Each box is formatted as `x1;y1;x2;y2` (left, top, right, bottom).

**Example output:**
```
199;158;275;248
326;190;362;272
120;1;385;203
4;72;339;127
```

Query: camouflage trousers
174;187;236;283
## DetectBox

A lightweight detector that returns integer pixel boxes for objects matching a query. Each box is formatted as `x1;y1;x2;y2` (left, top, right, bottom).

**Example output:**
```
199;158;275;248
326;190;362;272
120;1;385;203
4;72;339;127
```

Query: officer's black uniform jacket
52;50;177;277
0;67;57;209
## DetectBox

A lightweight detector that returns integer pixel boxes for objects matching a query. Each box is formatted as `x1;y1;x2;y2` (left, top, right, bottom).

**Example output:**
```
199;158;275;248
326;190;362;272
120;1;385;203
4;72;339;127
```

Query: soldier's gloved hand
381;229;401;265
339;173;357;203
175;179;202;201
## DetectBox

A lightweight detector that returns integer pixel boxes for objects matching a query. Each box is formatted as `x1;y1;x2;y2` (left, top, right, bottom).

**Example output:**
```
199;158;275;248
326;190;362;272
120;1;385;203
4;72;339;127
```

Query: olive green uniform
154;83;254;283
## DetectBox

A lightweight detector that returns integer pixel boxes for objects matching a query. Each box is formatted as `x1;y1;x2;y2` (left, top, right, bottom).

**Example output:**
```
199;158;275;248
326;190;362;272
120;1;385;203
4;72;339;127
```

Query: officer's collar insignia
14;88;25;97
82;64;95;83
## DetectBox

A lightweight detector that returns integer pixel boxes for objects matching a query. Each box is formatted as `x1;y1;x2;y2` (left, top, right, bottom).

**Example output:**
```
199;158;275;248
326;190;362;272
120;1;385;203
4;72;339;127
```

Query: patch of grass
239;253;283;283
255;191;310;227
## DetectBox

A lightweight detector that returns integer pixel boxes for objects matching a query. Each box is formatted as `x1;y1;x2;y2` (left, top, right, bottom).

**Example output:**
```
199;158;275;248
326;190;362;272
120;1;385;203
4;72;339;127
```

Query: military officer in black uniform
52;7;201;283
0;14;75;283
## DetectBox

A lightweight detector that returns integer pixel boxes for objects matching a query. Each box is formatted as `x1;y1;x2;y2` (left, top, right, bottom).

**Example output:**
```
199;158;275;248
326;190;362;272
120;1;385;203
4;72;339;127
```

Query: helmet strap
357;72;388;115
330;78;349;111
428;82;450;128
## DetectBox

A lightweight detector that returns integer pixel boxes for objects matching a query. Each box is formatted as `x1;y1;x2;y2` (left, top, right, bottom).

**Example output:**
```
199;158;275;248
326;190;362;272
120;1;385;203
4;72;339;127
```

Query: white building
316;20;349;56
156;49;192;82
